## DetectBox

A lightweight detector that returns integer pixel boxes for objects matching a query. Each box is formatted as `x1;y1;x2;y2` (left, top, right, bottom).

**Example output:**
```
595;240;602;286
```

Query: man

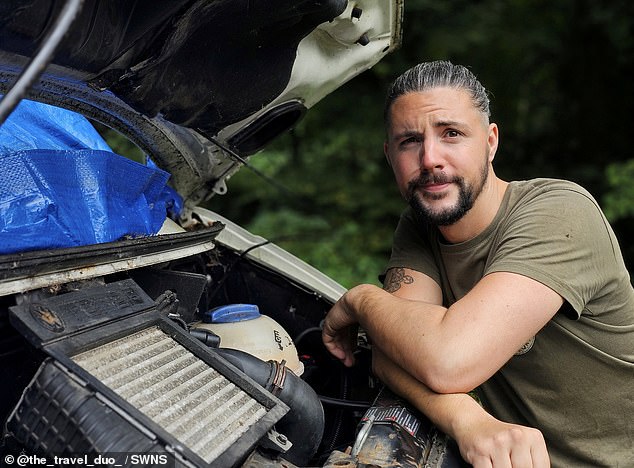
322;61;634;467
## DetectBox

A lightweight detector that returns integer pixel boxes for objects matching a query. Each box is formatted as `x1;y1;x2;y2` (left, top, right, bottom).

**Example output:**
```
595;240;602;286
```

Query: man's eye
400;137;420;146
445;130;460;138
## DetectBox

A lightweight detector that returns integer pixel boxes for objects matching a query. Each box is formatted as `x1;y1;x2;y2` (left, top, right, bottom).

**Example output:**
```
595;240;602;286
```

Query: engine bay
0;220;464;467
0;222;367;467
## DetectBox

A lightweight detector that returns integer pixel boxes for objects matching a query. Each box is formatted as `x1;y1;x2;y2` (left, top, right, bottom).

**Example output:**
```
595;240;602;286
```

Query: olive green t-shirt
386;178;634;467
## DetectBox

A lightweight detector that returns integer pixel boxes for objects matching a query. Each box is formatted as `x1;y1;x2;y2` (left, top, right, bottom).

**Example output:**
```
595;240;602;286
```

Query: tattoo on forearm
383;267;414;293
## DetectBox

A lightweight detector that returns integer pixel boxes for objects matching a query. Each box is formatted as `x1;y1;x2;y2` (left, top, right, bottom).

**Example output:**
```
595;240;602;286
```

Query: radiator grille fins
72;327;267;463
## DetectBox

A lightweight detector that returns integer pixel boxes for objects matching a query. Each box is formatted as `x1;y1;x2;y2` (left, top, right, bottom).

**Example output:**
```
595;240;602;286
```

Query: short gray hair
384;60;491;126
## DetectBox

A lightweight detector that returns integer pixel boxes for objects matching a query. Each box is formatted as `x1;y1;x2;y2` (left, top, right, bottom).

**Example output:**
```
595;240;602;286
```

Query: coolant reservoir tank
192;304;304;376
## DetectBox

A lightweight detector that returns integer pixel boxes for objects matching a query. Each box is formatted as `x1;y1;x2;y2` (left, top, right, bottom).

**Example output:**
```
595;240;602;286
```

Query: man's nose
420;139;444;171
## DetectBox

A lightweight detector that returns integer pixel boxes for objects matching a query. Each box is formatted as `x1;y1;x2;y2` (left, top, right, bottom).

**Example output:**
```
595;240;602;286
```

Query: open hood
0;0;402;205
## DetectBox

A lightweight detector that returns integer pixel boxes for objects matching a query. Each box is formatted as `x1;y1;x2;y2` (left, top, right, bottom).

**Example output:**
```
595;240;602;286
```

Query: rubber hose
215;348;325;465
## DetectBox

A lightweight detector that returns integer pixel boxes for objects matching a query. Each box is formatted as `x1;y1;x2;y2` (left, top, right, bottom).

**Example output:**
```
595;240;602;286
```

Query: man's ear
487;123;499;163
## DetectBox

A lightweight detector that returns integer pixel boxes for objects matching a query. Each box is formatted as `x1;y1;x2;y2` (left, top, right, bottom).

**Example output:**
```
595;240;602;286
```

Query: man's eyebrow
392;129;422;140
433;119;468;129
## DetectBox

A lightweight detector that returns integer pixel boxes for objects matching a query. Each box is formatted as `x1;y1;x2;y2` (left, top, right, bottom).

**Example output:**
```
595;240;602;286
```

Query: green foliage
93;123;145;163
208;0;634;285
208;89;404;288
604;161;634;222
248;209;390;287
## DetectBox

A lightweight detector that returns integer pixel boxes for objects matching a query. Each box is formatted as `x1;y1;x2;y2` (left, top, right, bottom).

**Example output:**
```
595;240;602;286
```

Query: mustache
406;172;454;193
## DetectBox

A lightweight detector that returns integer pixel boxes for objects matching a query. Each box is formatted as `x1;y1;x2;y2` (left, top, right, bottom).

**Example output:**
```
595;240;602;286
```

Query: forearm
372;347;484;439
346;284;458;391
325;275;560;393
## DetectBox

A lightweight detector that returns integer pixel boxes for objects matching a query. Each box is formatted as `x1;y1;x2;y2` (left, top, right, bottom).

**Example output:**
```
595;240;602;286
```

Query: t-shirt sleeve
485;186;620;318
384;208;442;286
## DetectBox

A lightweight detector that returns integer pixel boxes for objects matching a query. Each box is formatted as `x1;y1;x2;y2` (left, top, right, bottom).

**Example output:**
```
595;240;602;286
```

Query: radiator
7;279;288;467
72;326;267;463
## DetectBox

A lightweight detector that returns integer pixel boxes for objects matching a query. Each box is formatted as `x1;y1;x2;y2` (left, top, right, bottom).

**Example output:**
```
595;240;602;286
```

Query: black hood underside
0;0;347;136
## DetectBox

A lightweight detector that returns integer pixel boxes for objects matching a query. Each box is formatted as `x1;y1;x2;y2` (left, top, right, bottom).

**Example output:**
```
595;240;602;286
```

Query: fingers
322;298;358;367
470;446;549;468
509;447;533;468
469;455;494;468
528;431;551;468
460;420;550;468
508;431;550;468
322;322;357;367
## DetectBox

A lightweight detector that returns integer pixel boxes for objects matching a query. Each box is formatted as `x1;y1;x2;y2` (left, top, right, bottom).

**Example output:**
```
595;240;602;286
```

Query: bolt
356;32;370;46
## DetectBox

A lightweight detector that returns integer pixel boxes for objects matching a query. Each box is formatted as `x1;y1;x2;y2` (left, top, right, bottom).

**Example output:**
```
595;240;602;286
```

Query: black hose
215;348;324;465
292;326;322;346
318;395;371;410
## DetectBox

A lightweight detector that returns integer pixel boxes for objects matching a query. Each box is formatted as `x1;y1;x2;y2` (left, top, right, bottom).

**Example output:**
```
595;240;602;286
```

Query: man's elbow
415;357;482;394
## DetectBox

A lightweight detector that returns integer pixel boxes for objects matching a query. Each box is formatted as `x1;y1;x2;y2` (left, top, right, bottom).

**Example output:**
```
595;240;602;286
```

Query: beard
406;160;489;226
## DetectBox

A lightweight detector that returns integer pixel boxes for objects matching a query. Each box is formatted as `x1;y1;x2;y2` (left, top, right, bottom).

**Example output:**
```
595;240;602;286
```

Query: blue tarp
0;99;182;254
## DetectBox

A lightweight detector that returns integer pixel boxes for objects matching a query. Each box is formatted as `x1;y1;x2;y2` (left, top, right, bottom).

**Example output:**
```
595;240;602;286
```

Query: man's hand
453;408;550;468
322;285;371;367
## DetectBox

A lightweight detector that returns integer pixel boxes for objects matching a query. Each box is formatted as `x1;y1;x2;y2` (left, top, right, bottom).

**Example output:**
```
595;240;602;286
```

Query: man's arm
363;268;550;467
374;347;549;467
324;269;563;393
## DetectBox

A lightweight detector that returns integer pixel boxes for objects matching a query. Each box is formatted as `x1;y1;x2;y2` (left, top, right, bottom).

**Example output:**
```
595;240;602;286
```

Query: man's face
384;87;498;226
